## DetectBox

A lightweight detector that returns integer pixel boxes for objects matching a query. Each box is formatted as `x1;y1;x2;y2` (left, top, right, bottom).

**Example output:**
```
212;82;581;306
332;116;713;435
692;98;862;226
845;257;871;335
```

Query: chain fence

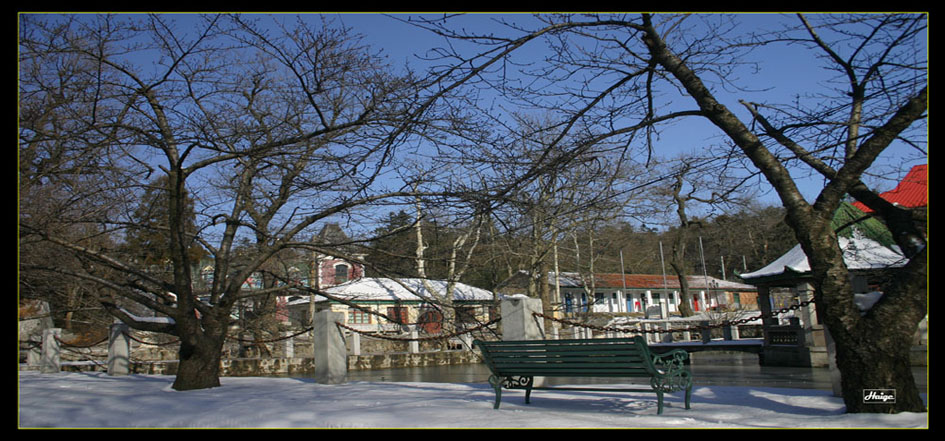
20;298;815;369
534;298;816;336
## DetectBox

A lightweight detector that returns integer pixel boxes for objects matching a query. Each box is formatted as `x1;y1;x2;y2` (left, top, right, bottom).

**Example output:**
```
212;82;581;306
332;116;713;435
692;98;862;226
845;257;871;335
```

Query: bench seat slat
484;350;642;357
485;348;643;355
490;369;653;378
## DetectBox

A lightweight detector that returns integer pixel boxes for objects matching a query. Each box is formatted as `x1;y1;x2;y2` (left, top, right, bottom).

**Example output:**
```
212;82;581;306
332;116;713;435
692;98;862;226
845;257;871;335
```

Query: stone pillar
41;328;61;374
795;282;820;357
313;310;347;384
349;332;360;356
794;282;819;327
107;323;131;376
409;330;419;353
501;297;544;341
662;322;673;343
502;297;545;386
284;332;295;358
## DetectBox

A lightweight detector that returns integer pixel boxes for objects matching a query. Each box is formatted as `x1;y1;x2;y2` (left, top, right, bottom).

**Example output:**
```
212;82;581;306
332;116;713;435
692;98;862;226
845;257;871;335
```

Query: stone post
662;322;673;343
795;282;819;349
700;321;711;344
284;332;295;358
41;328;61;374
107;323;131;376
409;330;419;353
501;297;544;386
313;310;347;384
500;297;544;341
349;332;360;356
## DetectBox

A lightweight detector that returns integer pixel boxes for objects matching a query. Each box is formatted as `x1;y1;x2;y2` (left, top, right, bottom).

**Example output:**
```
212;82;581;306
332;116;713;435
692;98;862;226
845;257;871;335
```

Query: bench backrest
473;336;659;378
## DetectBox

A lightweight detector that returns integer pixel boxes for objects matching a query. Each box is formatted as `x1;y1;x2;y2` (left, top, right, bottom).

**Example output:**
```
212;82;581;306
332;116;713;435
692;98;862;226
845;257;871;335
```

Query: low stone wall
43;350;481;377
349;350;479;371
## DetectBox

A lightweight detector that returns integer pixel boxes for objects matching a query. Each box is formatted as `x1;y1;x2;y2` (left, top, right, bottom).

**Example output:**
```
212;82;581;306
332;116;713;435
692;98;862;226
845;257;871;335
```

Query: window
347;308;371;324
387;306;408;325
334;264;349;284
418;309;443;334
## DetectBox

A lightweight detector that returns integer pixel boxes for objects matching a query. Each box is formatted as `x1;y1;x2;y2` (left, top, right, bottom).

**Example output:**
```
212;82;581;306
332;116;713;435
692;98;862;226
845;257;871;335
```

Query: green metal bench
473;336;692;415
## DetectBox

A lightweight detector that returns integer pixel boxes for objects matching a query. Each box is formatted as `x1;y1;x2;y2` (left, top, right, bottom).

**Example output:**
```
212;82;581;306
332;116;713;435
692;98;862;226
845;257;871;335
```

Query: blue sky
51;12;921;210
23;13;924;225
326;13;927;209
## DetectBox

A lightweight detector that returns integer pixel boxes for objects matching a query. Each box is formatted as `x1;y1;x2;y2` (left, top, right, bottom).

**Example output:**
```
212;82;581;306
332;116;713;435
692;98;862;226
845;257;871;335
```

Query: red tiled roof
852;164;927;213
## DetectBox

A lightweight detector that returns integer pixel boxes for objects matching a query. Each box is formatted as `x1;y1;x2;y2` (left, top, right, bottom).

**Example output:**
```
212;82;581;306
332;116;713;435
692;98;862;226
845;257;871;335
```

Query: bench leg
656;390;664;415
488;375;503;409
685;385;692;410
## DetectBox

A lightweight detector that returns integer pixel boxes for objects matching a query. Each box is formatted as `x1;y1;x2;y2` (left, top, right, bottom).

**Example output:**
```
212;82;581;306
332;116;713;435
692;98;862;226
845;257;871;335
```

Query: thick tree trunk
835;336;925;413
800;223;927;413
172;333;225;391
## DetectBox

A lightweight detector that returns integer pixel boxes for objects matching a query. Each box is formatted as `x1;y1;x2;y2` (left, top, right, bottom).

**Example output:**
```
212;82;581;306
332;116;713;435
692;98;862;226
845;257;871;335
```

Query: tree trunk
670;233;695;317
670;263;695;317
832;250;926;413
836;337;925;412
172;333;225;391
539;258;555;332
798;221;926;413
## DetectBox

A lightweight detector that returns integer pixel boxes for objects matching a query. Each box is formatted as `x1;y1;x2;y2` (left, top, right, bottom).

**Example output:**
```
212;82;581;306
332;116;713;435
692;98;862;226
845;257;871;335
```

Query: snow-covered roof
740;235;907;281
311;278;495;303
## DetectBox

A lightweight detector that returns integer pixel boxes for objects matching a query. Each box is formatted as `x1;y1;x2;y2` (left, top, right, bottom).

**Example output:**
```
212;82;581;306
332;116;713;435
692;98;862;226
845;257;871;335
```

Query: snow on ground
18;371;928;429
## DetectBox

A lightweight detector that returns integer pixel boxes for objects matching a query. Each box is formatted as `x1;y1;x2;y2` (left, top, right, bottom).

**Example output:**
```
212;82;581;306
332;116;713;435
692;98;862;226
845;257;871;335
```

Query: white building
496;271;758;318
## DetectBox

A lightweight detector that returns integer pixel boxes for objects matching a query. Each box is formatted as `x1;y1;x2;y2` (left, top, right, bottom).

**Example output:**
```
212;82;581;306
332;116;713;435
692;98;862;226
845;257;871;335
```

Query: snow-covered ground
18;371;927;429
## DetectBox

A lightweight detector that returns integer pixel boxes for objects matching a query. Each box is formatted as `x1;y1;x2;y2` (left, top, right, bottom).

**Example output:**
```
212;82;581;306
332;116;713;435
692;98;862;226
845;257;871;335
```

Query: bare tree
19;13;620;392
414;12;926;413
18;13;471;391
657;156;757;316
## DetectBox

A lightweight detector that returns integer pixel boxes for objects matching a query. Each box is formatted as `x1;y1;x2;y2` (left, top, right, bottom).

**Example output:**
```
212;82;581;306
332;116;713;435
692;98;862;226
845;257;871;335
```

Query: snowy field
18;371;927;429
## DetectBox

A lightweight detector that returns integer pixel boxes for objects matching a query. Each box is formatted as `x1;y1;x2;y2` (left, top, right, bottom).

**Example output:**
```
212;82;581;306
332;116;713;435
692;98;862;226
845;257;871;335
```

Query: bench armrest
650;349;689;374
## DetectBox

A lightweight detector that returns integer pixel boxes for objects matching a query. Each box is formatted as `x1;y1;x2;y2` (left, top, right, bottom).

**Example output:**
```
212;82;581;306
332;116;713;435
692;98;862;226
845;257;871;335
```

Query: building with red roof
852;164;927;213
496;271;757;317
